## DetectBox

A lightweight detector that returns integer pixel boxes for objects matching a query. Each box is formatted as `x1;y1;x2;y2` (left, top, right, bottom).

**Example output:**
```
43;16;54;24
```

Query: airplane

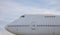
5;14;60;35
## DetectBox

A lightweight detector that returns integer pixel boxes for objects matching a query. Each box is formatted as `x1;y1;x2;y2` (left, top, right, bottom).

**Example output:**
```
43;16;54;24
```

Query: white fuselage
5;14;60;35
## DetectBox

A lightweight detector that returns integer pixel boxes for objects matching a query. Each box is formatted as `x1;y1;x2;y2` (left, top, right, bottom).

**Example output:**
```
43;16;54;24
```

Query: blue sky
0;0;60;35
14;0;60;10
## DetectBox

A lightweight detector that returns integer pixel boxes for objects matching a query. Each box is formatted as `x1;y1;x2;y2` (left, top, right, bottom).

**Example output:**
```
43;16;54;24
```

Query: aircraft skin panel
5;14;60;35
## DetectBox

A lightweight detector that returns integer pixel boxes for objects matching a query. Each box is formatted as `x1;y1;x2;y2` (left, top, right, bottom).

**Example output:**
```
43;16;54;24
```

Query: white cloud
45;0;60;10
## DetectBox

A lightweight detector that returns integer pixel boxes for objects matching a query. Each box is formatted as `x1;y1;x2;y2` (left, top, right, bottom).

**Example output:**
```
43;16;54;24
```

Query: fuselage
5;14;60;35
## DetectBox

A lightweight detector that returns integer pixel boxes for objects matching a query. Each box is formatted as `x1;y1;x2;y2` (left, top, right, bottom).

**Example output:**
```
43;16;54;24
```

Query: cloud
14;0;60;11
45;0;60;10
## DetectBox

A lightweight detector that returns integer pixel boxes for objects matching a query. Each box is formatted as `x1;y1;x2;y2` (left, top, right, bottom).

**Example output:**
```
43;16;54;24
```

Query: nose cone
5;25;9;31
5;25;12;33
5;25;8;30
5;24;18;34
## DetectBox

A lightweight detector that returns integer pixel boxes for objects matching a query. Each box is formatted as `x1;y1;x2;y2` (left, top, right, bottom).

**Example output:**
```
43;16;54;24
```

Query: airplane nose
5;25;19;34
5;25;8;31
5;25;11;32
5;25;13;33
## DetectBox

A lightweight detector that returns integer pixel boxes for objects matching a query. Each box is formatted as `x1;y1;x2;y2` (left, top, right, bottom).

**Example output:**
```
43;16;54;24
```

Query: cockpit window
21;15;25;18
